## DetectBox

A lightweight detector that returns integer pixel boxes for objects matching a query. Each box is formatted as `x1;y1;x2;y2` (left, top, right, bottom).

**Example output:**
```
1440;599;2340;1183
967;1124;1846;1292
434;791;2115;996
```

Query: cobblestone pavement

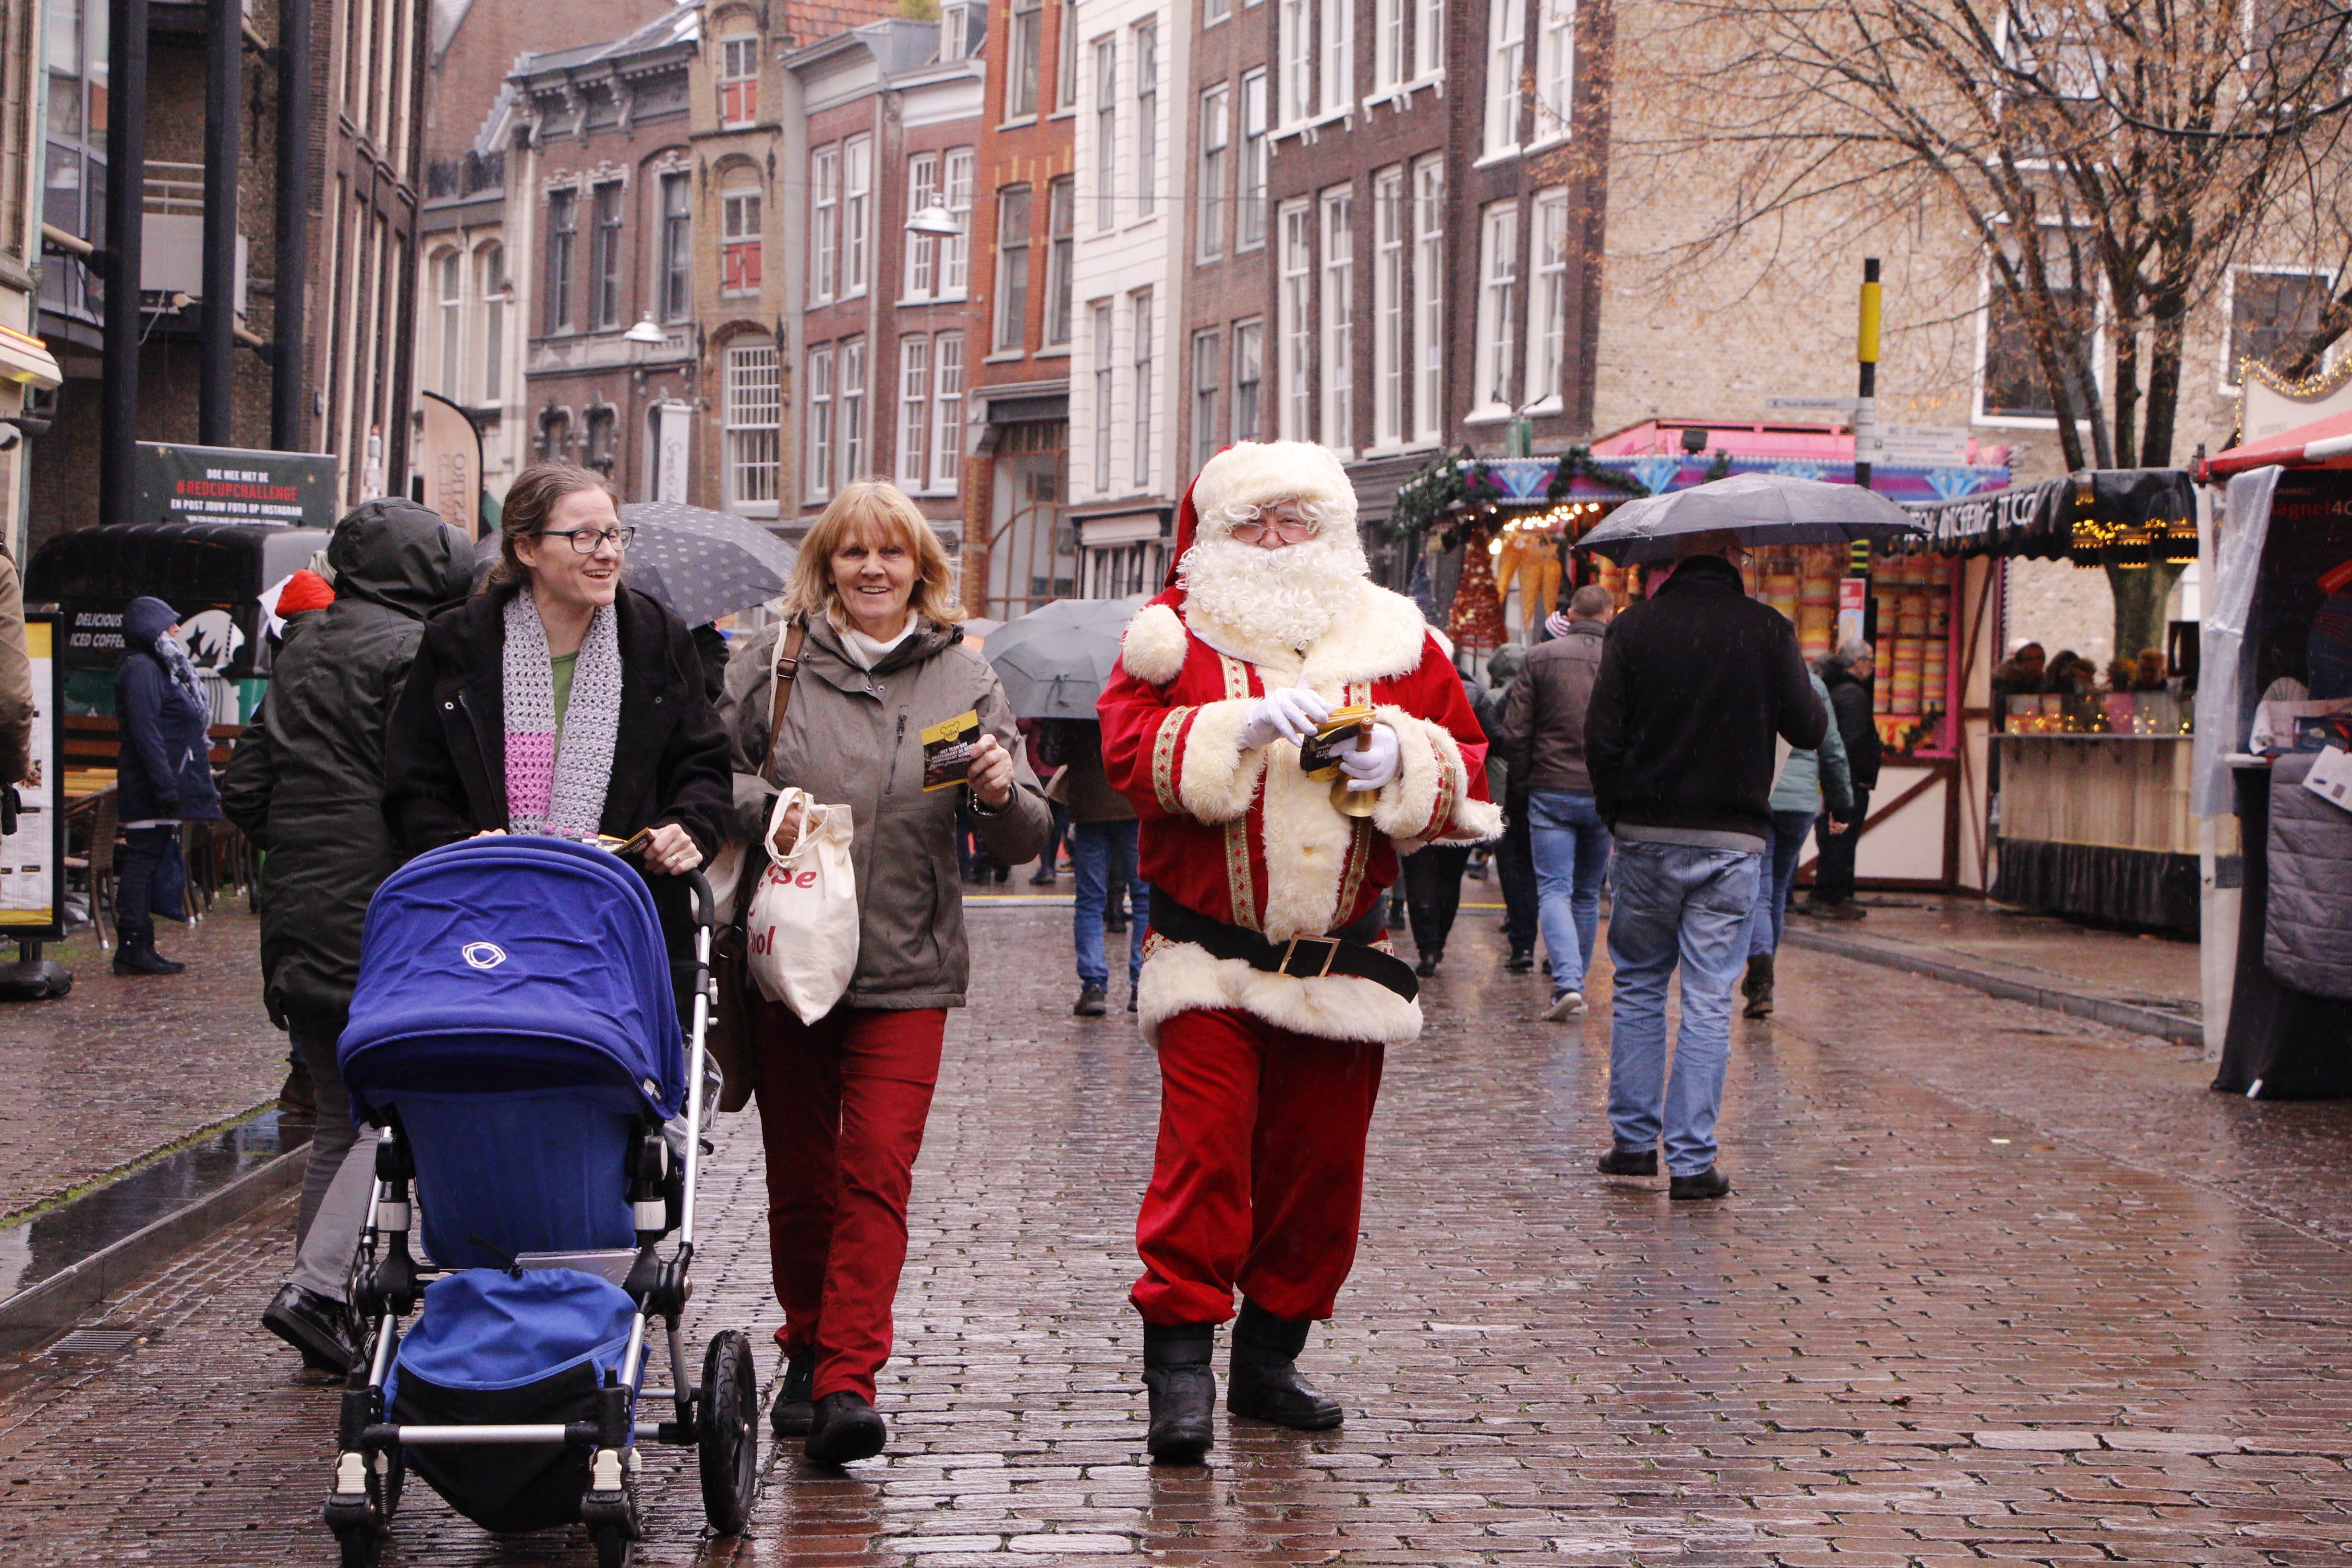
0;901;2349;1567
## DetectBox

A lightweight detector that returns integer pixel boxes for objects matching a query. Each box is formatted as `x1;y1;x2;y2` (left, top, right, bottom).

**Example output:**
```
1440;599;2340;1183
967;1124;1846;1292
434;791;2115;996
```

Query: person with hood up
221;499;475;1374
112;596;222;974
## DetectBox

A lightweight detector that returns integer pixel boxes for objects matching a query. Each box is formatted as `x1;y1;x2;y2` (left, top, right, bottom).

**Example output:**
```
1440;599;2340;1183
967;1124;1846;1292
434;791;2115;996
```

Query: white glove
1339;721;1403;792
1237;687;1333;750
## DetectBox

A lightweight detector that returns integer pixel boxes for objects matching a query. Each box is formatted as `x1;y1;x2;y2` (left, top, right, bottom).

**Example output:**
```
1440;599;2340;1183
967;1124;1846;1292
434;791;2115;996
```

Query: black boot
769;1351;815;1438
1226;1301;1343;1430
1742;952;1774;1019
1504;945;1534;973
112;920;182;976
1141;1321;1217;1463
804;1389;887;1464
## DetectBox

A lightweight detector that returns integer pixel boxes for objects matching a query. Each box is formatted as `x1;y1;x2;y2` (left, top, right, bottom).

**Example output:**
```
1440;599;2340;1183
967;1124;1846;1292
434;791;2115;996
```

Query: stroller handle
684;870;716;932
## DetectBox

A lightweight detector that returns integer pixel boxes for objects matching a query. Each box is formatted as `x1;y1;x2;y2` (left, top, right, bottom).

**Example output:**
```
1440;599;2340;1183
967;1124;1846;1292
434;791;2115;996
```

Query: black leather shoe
1742;953;1775;1019
261;1283;355;1374
804;1390;887;1464
1414;951;1441;978
1141;1321;1217;1463
769;1351;814;1438
1073;985;1108;1017
1227;1301;1343;1430
1596;1146;1659;1177
1670;1166;1733;1200
1504;946;1534;973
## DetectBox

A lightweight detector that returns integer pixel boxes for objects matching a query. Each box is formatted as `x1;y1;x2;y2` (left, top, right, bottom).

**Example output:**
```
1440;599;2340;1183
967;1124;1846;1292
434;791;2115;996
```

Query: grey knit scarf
501;591;623;842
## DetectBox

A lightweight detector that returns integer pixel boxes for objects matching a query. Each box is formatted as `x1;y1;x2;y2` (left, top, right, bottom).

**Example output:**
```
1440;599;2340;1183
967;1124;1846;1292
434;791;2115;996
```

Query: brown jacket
0;557;32;787
719;616;1050;1010
1032;720;1133;824
1493;617;1607;795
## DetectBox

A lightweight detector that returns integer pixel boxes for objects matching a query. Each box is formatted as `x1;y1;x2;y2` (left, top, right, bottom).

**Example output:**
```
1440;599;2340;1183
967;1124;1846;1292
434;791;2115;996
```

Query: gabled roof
512;2;699;82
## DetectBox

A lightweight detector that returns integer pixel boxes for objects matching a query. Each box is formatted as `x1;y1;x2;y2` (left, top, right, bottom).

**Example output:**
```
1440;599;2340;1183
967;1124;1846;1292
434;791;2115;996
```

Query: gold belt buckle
1280;935;1340;979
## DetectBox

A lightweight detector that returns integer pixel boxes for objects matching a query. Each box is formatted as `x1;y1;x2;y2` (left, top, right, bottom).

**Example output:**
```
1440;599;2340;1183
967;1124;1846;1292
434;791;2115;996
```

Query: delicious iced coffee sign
133;441;338;529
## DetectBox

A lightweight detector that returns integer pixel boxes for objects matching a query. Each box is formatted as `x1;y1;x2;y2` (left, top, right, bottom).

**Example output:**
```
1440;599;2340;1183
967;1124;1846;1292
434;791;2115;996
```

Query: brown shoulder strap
763;620;808;785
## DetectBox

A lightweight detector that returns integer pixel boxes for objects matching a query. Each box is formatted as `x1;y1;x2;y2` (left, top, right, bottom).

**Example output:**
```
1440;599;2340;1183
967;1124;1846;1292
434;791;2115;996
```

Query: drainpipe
200;0;240;445
270;0;312;451
98;0;148;529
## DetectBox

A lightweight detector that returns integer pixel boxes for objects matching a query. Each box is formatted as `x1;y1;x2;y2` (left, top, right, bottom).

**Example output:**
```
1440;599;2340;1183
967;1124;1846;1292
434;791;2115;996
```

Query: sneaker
805;1390;887;1464
1669;1166;1733;1201
1542;990;1586;1021
1596;1146;1659;1177
770;1351;815;1438
1414;951;1441;978
1073;985;1109;1017
1504;946;1535;973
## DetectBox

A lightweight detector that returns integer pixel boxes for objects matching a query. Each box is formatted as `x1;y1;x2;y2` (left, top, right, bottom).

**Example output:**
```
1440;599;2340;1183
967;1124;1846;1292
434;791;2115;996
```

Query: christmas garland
1543;445;1652;505
1391;450;1505;540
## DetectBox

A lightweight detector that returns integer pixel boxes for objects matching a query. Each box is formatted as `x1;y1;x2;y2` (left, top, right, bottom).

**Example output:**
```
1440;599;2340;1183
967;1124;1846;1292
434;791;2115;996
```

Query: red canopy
2203;408;2352;478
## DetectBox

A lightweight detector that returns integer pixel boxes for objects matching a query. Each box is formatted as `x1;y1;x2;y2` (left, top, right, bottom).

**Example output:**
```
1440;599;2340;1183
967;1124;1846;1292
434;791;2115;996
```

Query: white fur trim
1174;699;1266;824
1138;941;1423;1045
1120;602;1187;687
1372;709;1504;848
1255;739;1357;939
1191;441;1357;531
1185;581;1431;688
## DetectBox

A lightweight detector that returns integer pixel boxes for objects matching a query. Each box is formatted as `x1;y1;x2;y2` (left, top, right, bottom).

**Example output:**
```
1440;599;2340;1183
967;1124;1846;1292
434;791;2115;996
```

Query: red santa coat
1099;579;1501;1046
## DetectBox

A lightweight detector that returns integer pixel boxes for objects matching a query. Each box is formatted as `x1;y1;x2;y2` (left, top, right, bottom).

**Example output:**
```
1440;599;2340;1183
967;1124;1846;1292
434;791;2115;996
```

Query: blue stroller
323;838;756;1568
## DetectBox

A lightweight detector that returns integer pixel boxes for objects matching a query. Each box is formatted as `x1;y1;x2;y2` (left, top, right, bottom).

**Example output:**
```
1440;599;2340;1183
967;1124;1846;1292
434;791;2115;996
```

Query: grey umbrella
1577;472;1925;564
982;597;1136;720
619;499;799;626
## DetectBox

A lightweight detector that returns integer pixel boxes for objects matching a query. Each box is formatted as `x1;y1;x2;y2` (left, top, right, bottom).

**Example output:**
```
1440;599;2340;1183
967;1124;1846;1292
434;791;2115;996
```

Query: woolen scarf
502;591;623;841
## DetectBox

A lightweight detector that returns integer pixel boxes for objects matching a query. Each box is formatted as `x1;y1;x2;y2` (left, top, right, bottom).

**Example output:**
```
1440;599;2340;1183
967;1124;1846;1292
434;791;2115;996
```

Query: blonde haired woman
718;477;1048;1463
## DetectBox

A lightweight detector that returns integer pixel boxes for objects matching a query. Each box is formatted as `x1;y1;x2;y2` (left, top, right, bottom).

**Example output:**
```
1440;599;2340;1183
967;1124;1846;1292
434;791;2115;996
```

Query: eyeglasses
539;525;636;554
1230;515;1317;545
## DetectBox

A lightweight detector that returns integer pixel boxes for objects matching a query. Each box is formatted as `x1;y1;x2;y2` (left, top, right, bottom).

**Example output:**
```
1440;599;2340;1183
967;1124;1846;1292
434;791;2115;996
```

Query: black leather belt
1149;896;1419;1003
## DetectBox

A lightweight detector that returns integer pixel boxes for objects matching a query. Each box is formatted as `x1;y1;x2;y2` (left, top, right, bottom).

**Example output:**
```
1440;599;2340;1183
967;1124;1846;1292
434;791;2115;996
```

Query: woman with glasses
382;462;731;967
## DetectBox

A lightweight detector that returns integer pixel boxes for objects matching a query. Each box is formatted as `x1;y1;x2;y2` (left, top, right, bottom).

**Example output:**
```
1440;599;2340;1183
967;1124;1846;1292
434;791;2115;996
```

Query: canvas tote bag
744;785;860;1022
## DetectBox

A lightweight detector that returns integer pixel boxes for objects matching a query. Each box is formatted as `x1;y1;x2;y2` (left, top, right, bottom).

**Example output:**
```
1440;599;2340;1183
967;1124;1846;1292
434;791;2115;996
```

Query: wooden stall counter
1993;732;2199;932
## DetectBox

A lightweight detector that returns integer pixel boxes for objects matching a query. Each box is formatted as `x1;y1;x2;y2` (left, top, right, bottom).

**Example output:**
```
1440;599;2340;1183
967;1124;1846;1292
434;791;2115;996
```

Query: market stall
2194;417;2352;1096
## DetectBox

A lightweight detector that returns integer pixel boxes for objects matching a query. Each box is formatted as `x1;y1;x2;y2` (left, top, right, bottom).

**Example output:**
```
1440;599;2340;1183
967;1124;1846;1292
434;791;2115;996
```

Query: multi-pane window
1377;0;1406;92
994;184;1033;352
843;136;872;297
805;346;835;500
1239;72;1268;251
943;148;975;294
1233;319;1263;442
2230;269;2331;382
1982;260;2096;420
722;186;762;296
478;245;507;403
840;339;867;481
1486;0;1526;154
436;251;463;399
1321;189;1354;450
1528;188;1570;405
1414;157;1443;441
1193;330;1221;469
1135;21;1159;219
943;2;970;62
1417;0;1444;77
725;339;781;509
719;35;759;126
1058;0;1079;108
1476;202;1520;412
1198;86;1229;262
1279;203;1312;439
1094;39;1118;231
1206;0;1232;23
1279;0;1309;125
899;335;930;486
659;171;691;321
591;182;623;329
1373;167;1406;447
810;146;839;303
1321;0;1352;116
1045;176;1076;346
1132;288;1154;486
1535;0;1576;142
906;152;941;297
546;188;577;330
1008;0;1043;118
933;334;965;490
1092;302;1116;490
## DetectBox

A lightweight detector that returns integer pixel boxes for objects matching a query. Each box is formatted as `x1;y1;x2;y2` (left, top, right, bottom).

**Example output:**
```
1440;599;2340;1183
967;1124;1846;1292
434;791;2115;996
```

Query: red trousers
752;999;946;1403
1131;1007;1386;1326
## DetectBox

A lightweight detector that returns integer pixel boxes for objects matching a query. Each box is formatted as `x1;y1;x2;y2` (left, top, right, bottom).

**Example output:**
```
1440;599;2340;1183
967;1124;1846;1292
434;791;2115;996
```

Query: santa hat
276;569;337;616
1164;440;1359;587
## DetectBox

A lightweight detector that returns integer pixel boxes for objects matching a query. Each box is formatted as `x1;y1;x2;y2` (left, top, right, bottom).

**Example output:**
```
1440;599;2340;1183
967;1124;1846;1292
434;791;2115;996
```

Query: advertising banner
134;441;338;529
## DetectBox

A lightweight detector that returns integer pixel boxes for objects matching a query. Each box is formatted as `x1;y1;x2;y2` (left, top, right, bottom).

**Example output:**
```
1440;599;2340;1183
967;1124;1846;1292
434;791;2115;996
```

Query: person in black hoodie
1803;640;1881;920
112;596;222;974
1583;532;1826;1200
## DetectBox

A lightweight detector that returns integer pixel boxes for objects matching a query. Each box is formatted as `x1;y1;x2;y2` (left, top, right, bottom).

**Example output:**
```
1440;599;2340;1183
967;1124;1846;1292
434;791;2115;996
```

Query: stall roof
1527;420;2010;505
2204;407;2352;477
1899;469;2197;561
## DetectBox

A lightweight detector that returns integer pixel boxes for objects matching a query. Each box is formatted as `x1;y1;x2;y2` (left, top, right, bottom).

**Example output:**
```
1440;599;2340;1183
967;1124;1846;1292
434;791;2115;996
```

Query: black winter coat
1818;655;1883;792
219;500;474;1027
380;582;733;957
115;597;222;825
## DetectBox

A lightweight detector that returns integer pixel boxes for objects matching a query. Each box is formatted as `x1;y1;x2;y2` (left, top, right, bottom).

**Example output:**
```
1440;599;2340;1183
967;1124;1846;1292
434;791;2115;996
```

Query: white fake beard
1179;530;1368;654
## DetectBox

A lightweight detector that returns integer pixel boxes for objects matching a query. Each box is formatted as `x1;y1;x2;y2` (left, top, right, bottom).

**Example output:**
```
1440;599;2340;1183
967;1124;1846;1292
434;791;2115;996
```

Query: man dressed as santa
1098;441;1500;1463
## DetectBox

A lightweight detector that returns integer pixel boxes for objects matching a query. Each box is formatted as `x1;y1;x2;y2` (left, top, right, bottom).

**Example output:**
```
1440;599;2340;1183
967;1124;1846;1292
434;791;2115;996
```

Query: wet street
1;899;2348;1567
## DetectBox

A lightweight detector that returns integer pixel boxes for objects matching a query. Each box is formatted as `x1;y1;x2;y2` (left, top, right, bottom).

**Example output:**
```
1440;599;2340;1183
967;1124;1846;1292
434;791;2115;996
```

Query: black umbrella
619;500;799;626
1577;473;1924;564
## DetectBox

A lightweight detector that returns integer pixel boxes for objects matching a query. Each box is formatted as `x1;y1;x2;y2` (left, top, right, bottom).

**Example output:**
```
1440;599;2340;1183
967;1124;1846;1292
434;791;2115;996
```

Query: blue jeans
1527;790;1612;996
1744;809;1817;958
1071;820;1148;989
1604;839;1761;1175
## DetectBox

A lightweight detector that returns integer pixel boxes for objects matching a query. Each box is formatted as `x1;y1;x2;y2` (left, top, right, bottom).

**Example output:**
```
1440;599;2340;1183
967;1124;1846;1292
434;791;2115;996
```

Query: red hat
277;569;336;617
1164;468;1206;589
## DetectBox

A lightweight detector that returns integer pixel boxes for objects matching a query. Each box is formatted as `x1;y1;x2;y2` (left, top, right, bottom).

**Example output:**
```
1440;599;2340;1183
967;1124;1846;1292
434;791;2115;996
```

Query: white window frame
1045;175;1077;346
1474;201;1519;417
840;338;867;482
942;148;975;296
1206;0;1233;24
842;135;872;298
806;346;835;502
1279;0;1309;126
899;335;931;487
1484;1;1525;157
718;35;759;127
1092;301;1116;492
721;184;762;299
1278;201;1313;440
1973;233;2106;430
994;183;1033;352
1007;0;1043;119
1135;20;1159;220
1193;328;1221;468
435;249;462;399
724;338;781;514
1373;167;1406;448
1376;0;1406;93
1527;187;1570;410
1233;318;1263;443
658;170;692;322
1321;187;1354;453
1239;71;1269;252
1094;38;1118;231
905;151;941;299
1198;85;1230;262
932;333;965;491
1413;156;1443;443
1321;0;1353;117
1534;0;1575;146
477;244;506;404
1416;0;1443;79
809;146;839;305
1132;287;1155;486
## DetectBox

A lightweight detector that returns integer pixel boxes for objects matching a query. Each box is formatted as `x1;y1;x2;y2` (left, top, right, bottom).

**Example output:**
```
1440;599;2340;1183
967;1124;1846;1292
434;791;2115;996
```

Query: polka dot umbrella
618;499;800;627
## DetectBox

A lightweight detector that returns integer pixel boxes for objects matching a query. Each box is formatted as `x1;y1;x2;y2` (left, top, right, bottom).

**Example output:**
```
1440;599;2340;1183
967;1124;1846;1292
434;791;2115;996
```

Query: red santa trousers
1131;1005;1387;1326
752;998;946;1403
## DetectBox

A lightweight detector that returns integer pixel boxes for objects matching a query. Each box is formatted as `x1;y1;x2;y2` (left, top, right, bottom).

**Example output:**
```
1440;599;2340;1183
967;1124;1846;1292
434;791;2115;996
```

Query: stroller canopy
341;838;684;1119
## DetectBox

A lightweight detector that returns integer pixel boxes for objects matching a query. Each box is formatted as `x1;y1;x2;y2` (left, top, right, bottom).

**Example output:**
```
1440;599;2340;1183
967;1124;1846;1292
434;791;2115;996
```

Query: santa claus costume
1097;441;1499;1463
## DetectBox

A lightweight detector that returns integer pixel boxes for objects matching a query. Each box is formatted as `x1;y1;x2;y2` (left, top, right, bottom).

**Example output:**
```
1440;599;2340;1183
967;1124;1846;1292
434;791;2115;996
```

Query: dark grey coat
218;501;474;1028
2265;750;2352;1001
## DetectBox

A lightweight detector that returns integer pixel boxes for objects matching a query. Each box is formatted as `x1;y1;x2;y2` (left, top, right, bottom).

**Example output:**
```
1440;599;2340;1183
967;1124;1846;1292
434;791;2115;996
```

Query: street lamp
623;316;669;345
906;204;962;236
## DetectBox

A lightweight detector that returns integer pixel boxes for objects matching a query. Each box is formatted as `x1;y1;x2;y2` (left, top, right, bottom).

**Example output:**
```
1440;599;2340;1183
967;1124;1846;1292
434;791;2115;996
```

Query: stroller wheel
697;1328;761;1534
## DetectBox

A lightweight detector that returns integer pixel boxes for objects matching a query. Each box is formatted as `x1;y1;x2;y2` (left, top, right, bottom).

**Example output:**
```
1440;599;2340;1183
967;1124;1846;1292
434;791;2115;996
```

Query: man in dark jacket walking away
1802;640;1881;921
1584;534;1827;1199
1496;583;1615;1018
1035;718;1150;1015
220;500;474;1373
